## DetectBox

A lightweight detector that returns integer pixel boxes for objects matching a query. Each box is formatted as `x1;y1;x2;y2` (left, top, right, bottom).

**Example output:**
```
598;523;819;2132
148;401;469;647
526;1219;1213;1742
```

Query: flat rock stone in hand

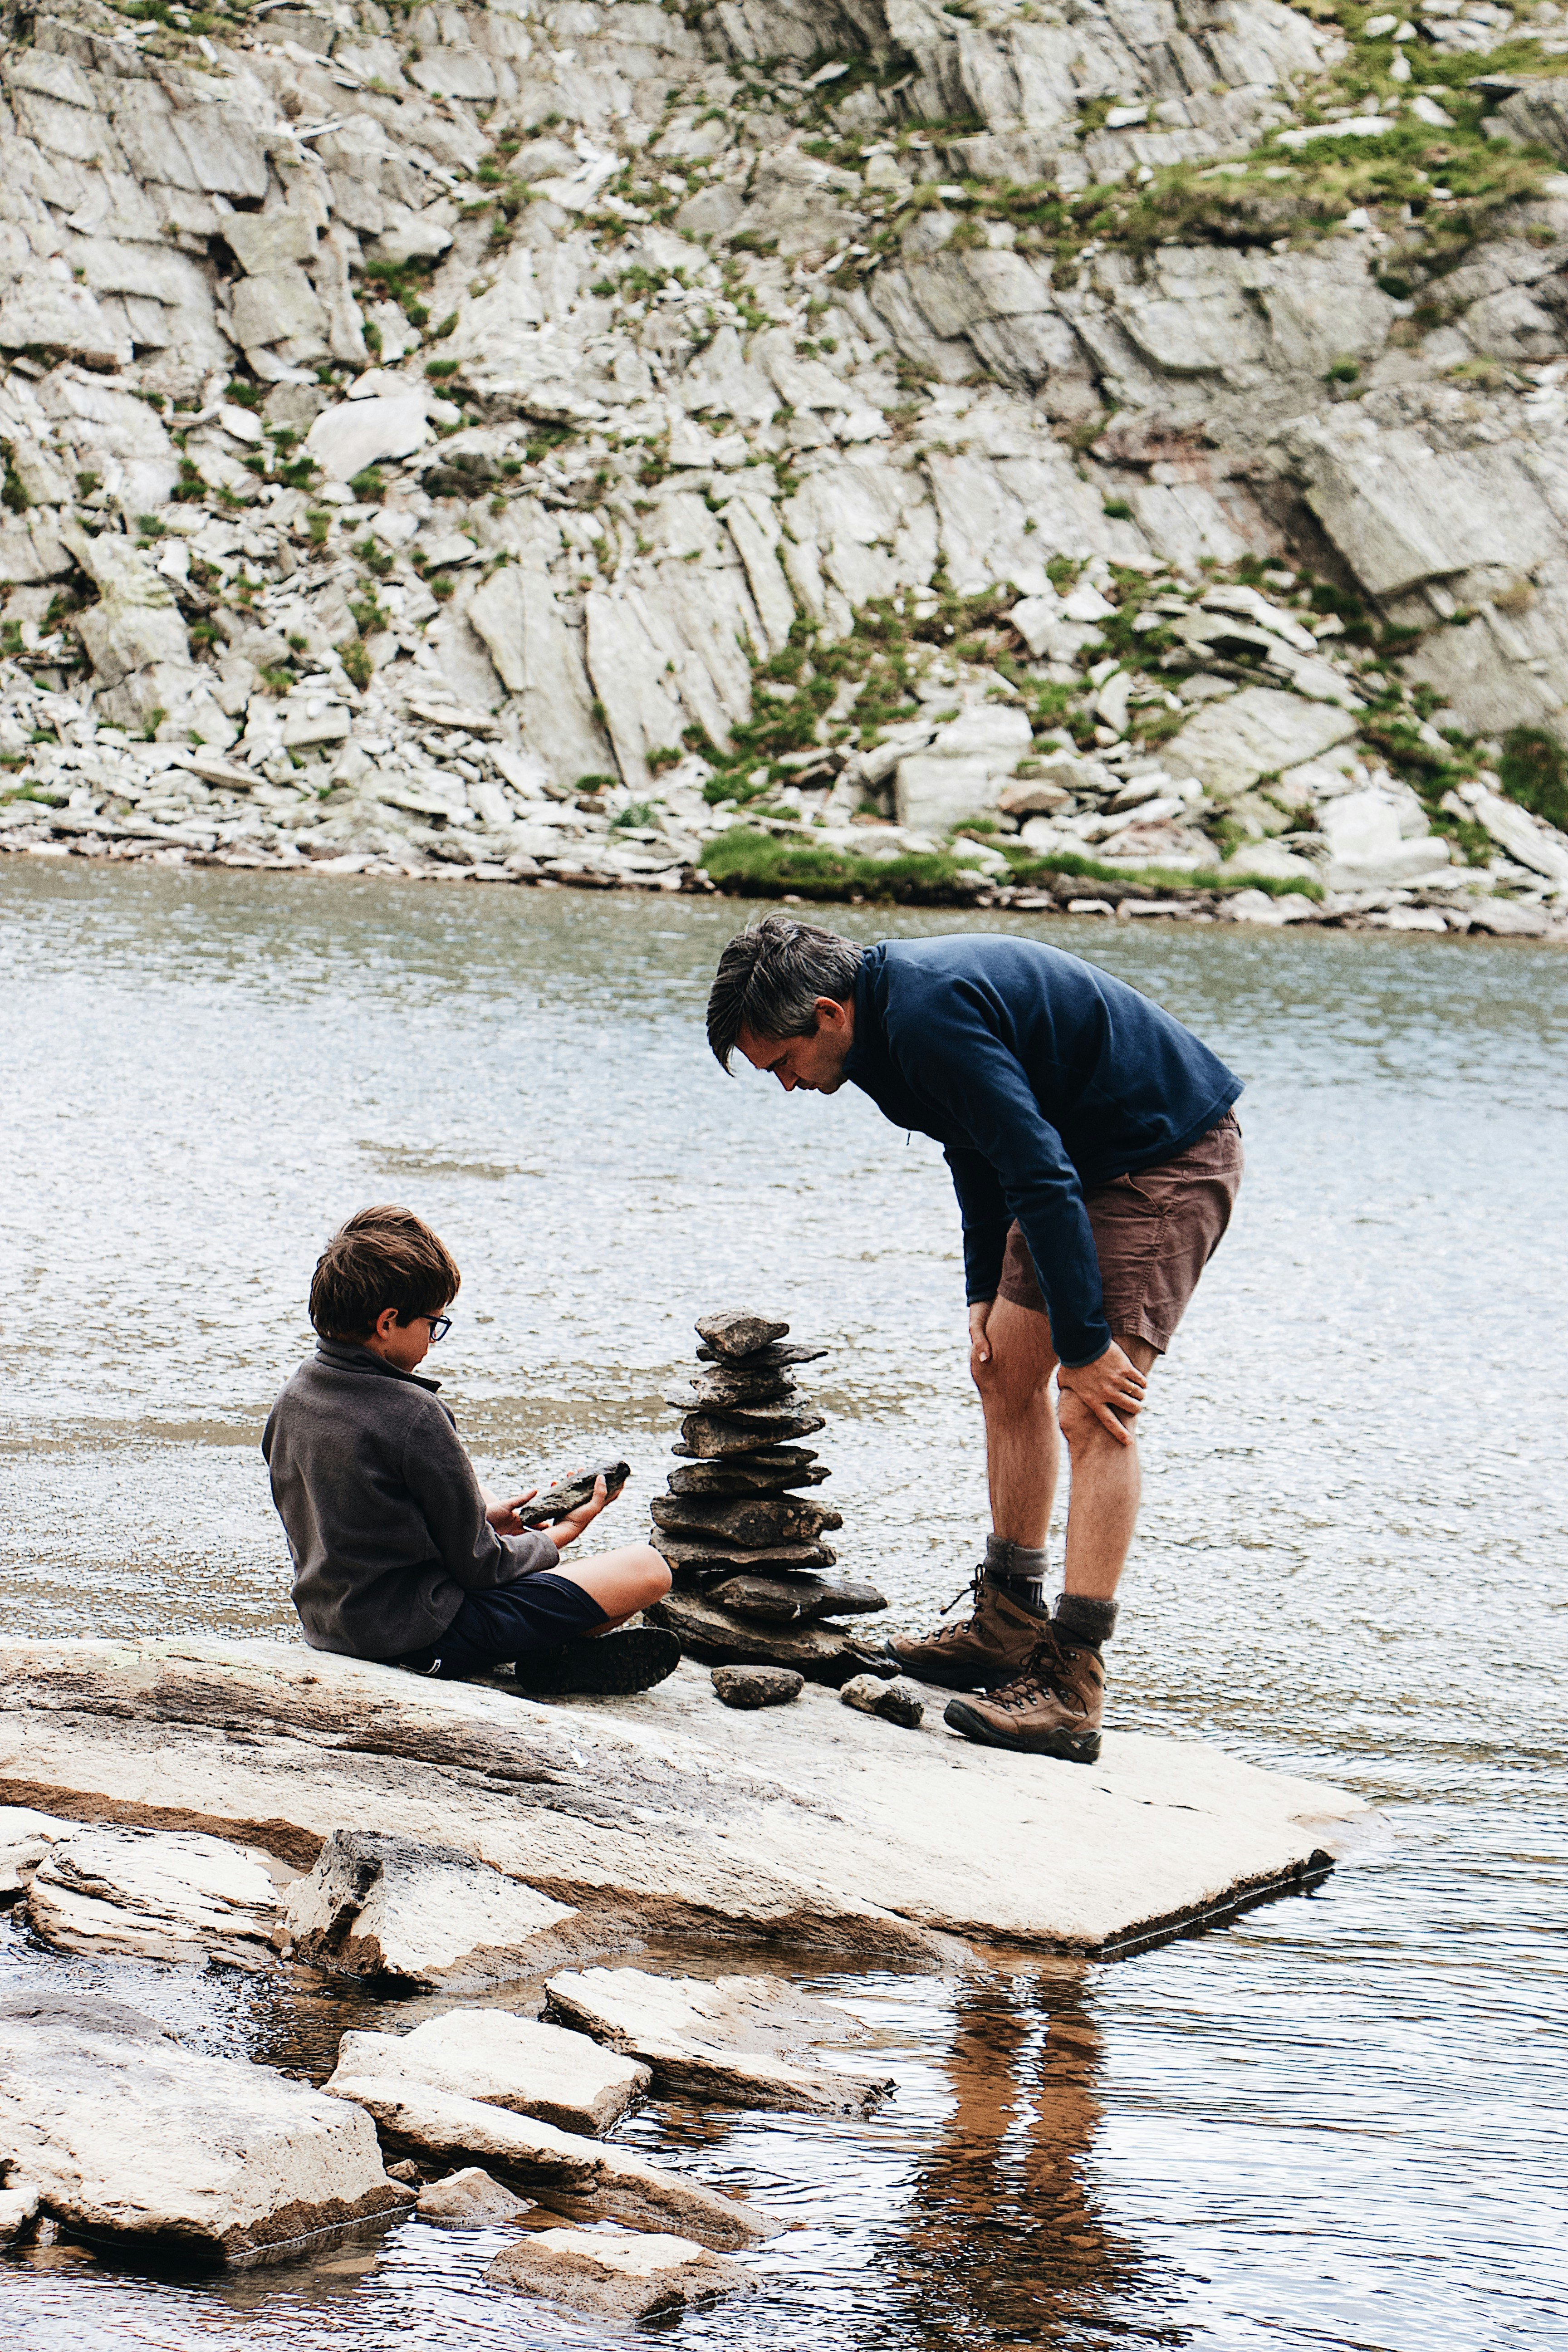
694;1310;789;1358
521;1461;629;1526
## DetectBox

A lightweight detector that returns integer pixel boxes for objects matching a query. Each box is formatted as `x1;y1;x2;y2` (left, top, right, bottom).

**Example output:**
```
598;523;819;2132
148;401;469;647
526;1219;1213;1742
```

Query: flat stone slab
325;2076;767;2247
547;1965;893;2117
0;1988;410;2266
0;1803;70;1896
279;1828;577;1986
666;1370;800;1411
679;1410;827;1457
330;2007;651;2135
652;1495;842;1545
666;1458;830;1495
708;1573;886;1624
0;1640;1364;1958
27;1823;280;1969
486;2225;756;2318
416;2166;531;2226
656;1535;838;1574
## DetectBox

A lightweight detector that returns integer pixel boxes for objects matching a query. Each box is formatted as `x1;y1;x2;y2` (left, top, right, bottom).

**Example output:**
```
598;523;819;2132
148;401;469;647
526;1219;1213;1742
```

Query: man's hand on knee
968;1298;995;1372
1058;1341;1147;1446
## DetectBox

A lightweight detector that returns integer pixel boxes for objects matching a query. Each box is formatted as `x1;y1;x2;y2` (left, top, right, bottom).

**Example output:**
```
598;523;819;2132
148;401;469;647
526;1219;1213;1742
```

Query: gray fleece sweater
262;1339;558;1660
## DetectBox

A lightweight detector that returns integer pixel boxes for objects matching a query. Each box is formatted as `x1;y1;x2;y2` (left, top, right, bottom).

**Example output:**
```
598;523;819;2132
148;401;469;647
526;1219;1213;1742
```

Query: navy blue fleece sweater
842;936;1241;1365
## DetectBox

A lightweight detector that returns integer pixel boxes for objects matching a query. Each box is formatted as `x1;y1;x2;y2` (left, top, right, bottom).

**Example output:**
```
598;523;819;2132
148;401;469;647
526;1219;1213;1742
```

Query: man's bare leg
552;1541;671;1632
1055;1335;1158;1601
971;1296;1061;1549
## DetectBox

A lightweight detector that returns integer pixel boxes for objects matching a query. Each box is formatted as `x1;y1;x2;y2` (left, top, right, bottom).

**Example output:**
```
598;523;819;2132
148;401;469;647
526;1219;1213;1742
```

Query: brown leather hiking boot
885;1570;1050;1694
942;1627;1105;1763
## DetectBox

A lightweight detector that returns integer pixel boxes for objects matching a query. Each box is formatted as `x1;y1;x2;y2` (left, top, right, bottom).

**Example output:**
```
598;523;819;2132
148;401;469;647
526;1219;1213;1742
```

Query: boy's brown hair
309;1206;461;1340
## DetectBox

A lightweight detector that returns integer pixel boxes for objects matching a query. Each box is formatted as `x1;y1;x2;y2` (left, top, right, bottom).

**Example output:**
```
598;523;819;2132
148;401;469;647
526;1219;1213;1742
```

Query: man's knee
1057;1385;1122;1451
973;1316;1058;1407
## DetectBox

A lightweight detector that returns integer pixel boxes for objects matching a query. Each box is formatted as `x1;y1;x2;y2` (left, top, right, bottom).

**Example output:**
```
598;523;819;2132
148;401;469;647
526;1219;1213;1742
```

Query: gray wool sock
1054;1591;1119;1652
984;1536;1049;1611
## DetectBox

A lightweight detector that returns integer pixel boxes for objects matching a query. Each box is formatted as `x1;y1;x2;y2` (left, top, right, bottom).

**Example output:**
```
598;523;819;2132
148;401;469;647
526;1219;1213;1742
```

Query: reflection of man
706;916;1243;1764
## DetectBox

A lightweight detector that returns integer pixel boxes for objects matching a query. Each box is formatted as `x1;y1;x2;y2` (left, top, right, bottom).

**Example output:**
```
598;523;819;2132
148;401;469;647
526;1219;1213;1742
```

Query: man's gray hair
706;914;865;1070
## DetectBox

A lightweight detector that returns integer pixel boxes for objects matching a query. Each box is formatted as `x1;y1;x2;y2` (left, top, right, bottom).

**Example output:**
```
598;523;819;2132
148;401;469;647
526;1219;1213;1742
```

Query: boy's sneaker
885;1568;1050;1692
941;1627;1104;1764
512;1626;681;1698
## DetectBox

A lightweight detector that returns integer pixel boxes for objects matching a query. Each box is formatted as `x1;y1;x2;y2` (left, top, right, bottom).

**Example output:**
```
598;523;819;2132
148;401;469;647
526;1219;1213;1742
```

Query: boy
262;1204;679;1695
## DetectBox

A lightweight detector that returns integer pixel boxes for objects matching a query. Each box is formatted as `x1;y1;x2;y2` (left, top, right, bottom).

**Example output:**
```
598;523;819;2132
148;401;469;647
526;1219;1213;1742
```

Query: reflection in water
1;862;1566;2349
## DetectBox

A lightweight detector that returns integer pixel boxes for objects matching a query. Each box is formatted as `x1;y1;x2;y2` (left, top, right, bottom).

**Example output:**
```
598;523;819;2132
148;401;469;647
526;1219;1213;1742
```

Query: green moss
702;827;988;903
1499;727;1568;831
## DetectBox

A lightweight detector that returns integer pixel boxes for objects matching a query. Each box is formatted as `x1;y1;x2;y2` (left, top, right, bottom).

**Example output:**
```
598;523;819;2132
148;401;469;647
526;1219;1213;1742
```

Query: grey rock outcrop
0;1987;411;2265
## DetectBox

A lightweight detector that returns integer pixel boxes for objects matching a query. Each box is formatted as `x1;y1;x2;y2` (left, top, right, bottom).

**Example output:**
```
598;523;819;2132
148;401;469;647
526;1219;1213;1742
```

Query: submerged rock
26;1824;279;1970
324;2075;769;2248
710;1665;805;1710
486;2225;756;2319
416;2166;532;2227
0;1988;411;2266
329;2008;651;2136
279;1829;575;1987
545;1965;893;2117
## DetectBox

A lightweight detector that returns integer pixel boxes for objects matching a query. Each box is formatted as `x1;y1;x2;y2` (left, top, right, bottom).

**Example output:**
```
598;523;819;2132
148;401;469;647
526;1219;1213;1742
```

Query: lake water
1;862;1565;2351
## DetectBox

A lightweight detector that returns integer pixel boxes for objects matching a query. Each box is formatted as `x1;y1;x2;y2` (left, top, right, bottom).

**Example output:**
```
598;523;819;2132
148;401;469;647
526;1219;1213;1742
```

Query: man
706;917;1243;1764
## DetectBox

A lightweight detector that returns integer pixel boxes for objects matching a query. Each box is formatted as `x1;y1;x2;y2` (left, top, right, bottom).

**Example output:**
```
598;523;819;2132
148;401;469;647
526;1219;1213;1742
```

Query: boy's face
363;1304;450;1372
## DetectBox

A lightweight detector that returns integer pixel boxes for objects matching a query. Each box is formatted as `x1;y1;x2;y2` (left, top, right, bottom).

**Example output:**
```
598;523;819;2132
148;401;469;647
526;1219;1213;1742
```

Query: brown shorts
996;1111;1243;1356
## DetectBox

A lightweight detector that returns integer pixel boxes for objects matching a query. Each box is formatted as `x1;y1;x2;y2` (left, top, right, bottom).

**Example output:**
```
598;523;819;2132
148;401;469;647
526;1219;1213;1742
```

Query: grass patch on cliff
701;827;1322;905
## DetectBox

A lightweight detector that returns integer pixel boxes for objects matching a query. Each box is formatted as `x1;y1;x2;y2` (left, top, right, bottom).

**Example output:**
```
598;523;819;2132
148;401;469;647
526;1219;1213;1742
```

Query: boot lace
928;1567;985;1642
990;1627;1075;1713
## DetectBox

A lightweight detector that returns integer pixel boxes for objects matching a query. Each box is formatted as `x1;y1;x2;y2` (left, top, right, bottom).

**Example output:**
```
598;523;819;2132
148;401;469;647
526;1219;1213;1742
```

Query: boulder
1163;688;1359;798
278;1829;576;1986
415;2166;531;2226
305;395;428;485
841;1674;925;1730
546;1965;893;2117
710;1665;805;1709
0;1989;410;2265
486;2225;756;2318
26;1824;279;1968
324;2076;768;2247
328;2008;651;2135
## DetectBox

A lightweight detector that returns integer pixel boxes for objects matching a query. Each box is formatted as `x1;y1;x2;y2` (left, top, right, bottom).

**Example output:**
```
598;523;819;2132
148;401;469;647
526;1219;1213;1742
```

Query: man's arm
402;1410;559;1592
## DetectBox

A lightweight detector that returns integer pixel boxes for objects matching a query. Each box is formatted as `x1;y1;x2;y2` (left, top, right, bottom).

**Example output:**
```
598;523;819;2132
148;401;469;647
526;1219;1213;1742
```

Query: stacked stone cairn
646;1311;896;1692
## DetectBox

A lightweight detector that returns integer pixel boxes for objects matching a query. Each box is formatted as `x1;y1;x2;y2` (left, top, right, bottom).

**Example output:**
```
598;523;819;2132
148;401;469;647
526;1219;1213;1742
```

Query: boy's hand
485;1489;539;1537
544;1471;610;1552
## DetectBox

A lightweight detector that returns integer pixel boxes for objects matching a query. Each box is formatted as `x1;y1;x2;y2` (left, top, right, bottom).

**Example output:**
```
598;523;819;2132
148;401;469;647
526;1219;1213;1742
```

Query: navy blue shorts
392;1573;608;1680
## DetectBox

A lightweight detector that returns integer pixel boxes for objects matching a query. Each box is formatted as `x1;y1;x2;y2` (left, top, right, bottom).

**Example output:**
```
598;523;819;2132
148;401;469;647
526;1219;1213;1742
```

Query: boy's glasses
422;1314;452;1344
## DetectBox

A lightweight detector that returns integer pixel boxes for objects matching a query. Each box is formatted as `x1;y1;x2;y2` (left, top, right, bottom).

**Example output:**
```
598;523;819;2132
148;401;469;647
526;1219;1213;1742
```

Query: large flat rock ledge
0;1641;1364;1958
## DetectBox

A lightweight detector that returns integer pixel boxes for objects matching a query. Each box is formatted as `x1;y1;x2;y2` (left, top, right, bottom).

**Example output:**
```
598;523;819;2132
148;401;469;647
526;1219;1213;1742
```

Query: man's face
738;997;855;1094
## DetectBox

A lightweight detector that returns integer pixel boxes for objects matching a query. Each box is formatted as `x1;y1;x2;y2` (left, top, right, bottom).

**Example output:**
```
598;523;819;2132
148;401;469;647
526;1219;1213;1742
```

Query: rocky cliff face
2;0;1568;932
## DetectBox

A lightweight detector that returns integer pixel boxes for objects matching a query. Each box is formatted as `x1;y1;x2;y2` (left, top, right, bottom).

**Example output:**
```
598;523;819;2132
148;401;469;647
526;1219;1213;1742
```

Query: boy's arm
401;1408;558;1592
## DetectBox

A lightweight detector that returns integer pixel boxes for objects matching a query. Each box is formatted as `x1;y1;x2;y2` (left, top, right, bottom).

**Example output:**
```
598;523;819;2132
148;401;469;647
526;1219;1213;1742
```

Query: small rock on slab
487;2225;756;2320
324;2077;768;2247
330;2007;651;2136
694;1310;789;1358
416;2166;532;2227
708;1574;887;1625
546;1965;892;2117
649;1590;894;1687
841;1674;926;1730
280;1830;574;1987
0;1988;410;2265
26;1824;279;1969
711;1665;805;1710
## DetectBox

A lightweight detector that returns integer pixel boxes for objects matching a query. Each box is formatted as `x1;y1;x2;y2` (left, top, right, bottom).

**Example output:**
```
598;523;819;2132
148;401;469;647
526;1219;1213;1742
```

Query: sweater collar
843;942;888;1093
314;1338;441;1393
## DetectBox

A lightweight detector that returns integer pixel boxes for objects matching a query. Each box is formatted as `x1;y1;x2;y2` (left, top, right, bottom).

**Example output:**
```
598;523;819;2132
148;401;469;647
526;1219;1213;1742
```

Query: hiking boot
885;1569;1051;1694
512;1626;681;1698
942;1627;1104;1763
